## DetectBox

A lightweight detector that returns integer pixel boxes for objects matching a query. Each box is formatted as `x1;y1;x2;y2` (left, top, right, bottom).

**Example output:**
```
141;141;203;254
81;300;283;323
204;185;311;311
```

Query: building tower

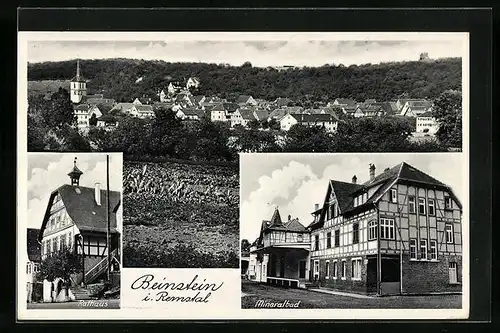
70;59;87;104
67;157;83;186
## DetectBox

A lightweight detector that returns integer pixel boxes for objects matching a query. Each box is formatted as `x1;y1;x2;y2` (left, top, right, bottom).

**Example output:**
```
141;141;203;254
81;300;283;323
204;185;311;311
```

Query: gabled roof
111;103;135;112
335;98;357;106
135;105;154;112
274;97;292;107
254;110;269;121
236;95;253;104
27;228;42;262
311;161;462;227
222;103;240;113
239;108;257;121
418;111;434;117
74;104;92;112
289;113;338;123
38;184;121;242
268;109;288;119
181;108;205;118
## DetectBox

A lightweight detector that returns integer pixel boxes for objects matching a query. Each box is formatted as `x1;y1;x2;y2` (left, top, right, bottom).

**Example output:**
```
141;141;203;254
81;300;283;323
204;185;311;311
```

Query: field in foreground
241;281;462;309
122;160;239;268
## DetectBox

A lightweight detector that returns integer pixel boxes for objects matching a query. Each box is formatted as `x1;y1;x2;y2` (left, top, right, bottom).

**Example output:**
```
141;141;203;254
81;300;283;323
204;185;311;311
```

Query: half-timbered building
308;162;463;295
37;158;121;302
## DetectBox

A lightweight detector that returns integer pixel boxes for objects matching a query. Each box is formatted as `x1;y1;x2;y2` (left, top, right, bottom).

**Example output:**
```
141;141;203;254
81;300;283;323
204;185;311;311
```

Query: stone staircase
71;286;92;300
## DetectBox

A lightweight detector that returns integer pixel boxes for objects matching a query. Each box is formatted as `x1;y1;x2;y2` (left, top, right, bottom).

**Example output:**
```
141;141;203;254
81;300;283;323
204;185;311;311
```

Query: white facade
279;113;297;131
74;105;102;128
211;110;227;122
230;110;243;127
416;116;439;134
70;81;87;104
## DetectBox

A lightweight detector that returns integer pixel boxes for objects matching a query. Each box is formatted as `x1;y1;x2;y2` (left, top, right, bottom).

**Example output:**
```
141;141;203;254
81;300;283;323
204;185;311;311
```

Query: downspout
374;203;381;296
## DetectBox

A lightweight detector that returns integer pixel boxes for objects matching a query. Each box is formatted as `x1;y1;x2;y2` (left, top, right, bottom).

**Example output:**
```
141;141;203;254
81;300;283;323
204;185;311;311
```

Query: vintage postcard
17;31;468;320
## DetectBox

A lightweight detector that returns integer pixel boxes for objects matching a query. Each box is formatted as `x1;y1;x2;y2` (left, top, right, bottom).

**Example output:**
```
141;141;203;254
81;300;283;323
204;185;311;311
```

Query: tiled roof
236;95;253;104
254;110;269;121
239;109;257;121
111;103;135;112
335;98;356;106
135;105;154;112
182;108;205;118
222;103;240;113
418;111;434;117
27;228;41;262
290;113;338;123
74;104;91;111
38;184;121;241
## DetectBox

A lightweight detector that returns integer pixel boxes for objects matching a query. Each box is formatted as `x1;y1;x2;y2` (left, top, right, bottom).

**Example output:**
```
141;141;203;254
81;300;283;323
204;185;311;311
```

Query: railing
84;249;117;284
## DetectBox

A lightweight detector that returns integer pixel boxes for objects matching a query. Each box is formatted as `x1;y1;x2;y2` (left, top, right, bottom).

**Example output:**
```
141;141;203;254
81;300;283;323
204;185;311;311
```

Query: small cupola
67;157;83;186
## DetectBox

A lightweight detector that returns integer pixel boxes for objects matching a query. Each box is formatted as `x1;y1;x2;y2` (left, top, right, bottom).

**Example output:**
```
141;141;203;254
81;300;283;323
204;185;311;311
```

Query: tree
148;108;184;157
241;239;251;253
247;119;261;130
36;249;83;296
284;125;333;152
88;113;98;126
41;88;75;129
433;90;462;148
268;118;280;131
59;125;92;152
333;117;415;152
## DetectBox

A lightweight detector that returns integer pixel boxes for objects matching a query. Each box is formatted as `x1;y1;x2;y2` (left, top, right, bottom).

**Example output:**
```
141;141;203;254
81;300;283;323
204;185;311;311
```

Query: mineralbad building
249;162;463;296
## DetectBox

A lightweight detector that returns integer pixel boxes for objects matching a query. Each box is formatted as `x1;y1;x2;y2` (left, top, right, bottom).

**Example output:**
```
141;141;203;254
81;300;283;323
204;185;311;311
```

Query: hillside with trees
28;57;462;103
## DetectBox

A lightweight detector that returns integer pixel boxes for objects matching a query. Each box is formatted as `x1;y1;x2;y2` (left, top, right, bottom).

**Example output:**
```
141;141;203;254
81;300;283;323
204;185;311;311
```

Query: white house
130;105;155;118
416;112;439;134
176;108;205;121
281;113;339;133
186;77;200;89
279;113;297;131
74;104;102;128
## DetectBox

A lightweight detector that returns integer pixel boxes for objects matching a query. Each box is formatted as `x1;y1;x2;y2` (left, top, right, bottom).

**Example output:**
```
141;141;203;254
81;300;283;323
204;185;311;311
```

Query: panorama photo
24;33;465;268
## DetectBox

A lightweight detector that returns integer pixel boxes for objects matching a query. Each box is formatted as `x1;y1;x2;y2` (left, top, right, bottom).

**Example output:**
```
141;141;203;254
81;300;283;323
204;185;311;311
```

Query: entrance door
299;261;306;279
380;257;401;295
279;256;285;278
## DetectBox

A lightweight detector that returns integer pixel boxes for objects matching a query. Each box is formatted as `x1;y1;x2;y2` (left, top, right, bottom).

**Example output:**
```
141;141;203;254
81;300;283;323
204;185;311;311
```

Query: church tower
67;157;83;186
70;59;87;104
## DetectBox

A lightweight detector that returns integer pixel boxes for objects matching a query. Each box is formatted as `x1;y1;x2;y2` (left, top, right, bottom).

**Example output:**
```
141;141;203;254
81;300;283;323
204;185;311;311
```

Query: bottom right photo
240;153;465;309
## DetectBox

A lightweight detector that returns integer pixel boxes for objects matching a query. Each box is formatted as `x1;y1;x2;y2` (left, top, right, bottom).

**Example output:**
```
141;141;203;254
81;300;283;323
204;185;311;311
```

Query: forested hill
28;58;462;103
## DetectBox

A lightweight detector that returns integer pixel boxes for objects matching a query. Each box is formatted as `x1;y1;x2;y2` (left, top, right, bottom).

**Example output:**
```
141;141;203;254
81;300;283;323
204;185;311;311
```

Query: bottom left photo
25;152;122;309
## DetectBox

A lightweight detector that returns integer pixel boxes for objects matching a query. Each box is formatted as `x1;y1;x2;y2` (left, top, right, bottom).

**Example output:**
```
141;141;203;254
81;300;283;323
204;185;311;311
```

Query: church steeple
70;58;87;103
68;157;83;186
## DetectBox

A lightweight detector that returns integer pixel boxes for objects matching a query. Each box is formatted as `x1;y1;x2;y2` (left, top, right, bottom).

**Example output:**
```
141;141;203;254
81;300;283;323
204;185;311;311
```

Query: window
332;261;338;278
390;188;398;203
449;262;458;283
46;241;51;255
380;218;395;240
410;239;417;260
363;193;368;204
326;261;330;278
297;234;303;242
445;224;454;243
314;260;320;277
341;260;346;279
326;232;332;248
368;220;378;240
352;258;362;280
408;196;416;213
352;223;359;244
428;199;435;216
314;234;320;251
52;238;58;253
444;196;452;210
420;239;428;260
60;234;66;250
334;230;340;247
354;196;358;207
418;198;426;215
68;232;73;250
430;240;437;260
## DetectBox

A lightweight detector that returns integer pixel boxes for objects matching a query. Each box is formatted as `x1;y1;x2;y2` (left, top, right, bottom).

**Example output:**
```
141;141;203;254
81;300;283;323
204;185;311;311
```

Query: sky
240;153;465;242
27;153;123;230
27;39;464;67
